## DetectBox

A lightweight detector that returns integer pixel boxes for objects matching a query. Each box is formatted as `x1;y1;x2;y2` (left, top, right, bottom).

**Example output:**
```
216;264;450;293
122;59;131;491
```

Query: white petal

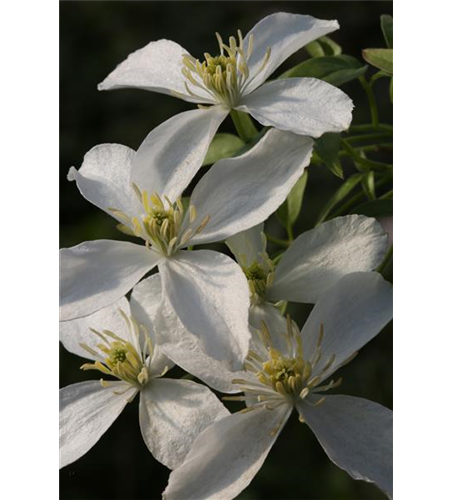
163;405;291;500
59;297;131;361
155;250;251;392
237;78;353;137
267;215;388;304
59;381;134;468
131;107;228;202
130;274;174;377
60;240;161;321
226;223;266;268
249;301;289;355
139;378;229;470
98;39;214;104
242;13;339;94
187;129;313;245
67;144;136;224
154;301;241;393
300;395;393;498
300;272;393;381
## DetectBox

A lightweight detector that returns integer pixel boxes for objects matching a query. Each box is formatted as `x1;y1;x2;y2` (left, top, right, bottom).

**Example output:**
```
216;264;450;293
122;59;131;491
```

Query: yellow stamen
181;29;270;107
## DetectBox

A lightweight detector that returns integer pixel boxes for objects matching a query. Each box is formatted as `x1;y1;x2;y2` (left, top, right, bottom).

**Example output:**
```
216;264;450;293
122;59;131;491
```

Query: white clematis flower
226;215;388;336
59;275;229;470
60;128;314;382
98;12;353;138
163;272;393;500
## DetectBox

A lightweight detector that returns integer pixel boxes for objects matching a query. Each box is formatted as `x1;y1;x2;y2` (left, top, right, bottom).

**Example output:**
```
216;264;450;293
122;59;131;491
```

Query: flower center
79;310;165;391
226;318;346;417
132;191;184;255
180;31;271;108
110;188;210;256
243;260;273;298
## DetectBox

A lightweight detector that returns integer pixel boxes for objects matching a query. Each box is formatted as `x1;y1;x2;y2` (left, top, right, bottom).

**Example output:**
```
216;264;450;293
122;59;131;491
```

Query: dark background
60;2;393;499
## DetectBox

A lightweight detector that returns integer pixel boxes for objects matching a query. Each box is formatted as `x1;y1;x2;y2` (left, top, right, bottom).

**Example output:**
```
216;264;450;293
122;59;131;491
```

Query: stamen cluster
181;31;271;108
243;258;274;298
227;318;345;417
80;311;154;390
110;188;210;256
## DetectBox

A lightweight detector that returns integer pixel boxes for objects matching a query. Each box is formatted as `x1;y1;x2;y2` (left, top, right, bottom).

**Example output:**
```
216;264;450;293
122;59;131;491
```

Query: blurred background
60;1;393;499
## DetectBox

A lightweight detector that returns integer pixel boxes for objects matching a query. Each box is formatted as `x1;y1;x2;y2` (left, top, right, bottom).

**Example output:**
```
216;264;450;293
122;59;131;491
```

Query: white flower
59;274;229;470
163;272;393;500
60;127;314;388
226;215;389;335
98;12;353;138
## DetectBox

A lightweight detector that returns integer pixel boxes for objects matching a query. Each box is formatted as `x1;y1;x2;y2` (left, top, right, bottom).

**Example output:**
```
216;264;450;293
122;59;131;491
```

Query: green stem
339;143;393;157
359;76;379;128
349;123;392;133
272;252;285;265
230;109;259;142
377;246;393;274
341;139;392;171
286;224;294;242
266;234;290;248
379;189;393;200
345;132;393;144
329;176;393;219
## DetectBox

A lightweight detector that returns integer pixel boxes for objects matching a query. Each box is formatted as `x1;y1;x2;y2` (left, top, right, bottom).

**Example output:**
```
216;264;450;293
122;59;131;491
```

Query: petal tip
67;166;77;182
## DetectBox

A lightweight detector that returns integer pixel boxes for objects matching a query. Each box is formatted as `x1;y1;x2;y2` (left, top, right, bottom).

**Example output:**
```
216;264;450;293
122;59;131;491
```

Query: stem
272;252;285;265
286;224;294;242
345;132;393;144
359;76;379;128
329;176;393;219
230;109;259;142
349;123;393;133
266;234;290;248
339;143;393;157
379;189;393;200
341;139;392;171
377;246;393;274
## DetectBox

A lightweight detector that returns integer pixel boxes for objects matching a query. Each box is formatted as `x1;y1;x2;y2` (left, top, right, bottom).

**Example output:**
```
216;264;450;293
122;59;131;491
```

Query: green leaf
352;199;393;217
315;133;343;178
232;127;269;158
361;170;376;200
370;70;392;84
363;49;452;76
389;77;393;104
202;133;245;166
305;36;342;57
316;173;363;225
277;171;309;227
320;36;342;56
380;15;393;48
279;55;367;87
362;49;393;75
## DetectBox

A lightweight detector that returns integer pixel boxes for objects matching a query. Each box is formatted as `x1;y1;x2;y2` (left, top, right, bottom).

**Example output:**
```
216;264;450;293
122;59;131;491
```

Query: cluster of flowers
60;12;393;500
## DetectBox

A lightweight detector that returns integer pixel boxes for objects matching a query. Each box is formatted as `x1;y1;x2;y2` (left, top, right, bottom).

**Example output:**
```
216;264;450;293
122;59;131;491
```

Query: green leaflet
277;170;309;228
304;35;342;57
353;199;393;217
316;173;363;224
279;55;367;87
202;133;245;166
380;14;393;49
361;170;376;200
315;133;343;179
363;49;452;76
